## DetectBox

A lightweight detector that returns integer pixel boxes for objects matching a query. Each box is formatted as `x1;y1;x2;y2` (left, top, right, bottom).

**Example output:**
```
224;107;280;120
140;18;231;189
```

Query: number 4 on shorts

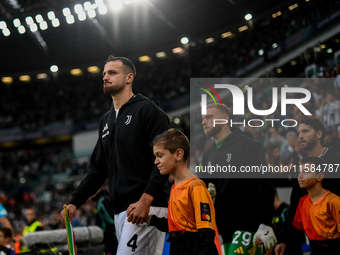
127;234;138;252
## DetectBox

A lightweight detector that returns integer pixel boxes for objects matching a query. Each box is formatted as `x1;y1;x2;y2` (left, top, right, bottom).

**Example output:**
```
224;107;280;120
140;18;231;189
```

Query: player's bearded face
102;61;127;96
298;123;319;152
202;107;226;138
204;122;222;138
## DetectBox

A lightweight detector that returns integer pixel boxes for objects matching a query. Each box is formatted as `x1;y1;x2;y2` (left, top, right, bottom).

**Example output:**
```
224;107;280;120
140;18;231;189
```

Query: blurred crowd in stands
1;0;340;131
1;0;340;249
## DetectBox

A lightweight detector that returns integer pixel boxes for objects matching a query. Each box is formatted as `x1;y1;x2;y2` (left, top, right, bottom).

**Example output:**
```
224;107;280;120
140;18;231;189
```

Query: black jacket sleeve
197;228;218;255
69;130;109;209
149;215;169;232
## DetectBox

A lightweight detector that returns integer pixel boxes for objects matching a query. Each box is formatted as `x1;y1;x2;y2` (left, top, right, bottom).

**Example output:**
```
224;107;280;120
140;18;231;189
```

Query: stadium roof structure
0;0;297;76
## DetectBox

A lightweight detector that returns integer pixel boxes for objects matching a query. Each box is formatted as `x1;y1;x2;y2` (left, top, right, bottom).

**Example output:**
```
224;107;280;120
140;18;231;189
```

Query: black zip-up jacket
69;94;170;214
201;128;275;243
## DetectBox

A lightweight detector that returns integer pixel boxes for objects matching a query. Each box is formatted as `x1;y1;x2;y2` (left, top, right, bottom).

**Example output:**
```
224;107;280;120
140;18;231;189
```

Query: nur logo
196;82;223;115
197;82;312;128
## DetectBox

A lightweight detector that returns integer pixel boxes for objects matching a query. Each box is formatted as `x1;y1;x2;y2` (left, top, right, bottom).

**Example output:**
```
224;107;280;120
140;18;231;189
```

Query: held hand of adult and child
126;193;153;225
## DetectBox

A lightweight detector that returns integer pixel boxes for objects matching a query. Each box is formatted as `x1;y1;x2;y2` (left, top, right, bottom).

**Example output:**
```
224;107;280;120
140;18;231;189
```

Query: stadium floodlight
52;18;60;27
66;15;75;24
62;7;71;16
35;14;43;23
88;9;96;18
110;0;123;11
327;48;333;54
138;55;151;62
13;18;21;27
1;77;13;85
156;52;166;58
0;21;6;29
98;5;107;14
181;37;189;44
172;47;184;54
19;75;31;82
25;16;34;25
92;4;97;9
205;37;214;44
84;1;92;10
70;68;83;76
238;25;248;32
245;13;252;20
2;28;10;36
40;21;48;30
50;65;58;72
272;43;278;49
37;73;48;79
96;0;104;6
74;4;83;14
47;11;56;20
29;23;38;32
174;118;181;124
258;49;264;56
221;31;232;38
78;12;86;21
87;66;100;73
288;3;298;11
18;25;26;34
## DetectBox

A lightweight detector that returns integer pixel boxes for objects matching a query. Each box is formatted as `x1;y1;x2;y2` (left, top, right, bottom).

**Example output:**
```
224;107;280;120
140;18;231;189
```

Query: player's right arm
60;129;109;224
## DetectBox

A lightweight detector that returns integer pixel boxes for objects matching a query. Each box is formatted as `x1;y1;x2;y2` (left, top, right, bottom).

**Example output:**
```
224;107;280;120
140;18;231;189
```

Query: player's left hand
126;193;153;225
253;224;277;252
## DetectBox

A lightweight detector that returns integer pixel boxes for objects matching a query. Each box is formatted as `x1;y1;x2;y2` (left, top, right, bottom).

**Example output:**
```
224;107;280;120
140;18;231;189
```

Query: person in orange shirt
142;128;219;255
292;156;340;254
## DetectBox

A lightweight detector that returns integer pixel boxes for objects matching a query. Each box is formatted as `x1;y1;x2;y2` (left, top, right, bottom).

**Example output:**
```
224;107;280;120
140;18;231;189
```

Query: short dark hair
0;227;12;239
300;118;325;143
151;128;190;161
106;55;136;76
300;156;327;177
300;156;326;166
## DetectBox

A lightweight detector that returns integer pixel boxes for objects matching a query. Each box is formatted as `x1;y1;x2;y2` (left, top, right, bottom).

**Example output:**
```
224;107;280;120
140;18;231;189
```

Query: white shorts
114;206;168;255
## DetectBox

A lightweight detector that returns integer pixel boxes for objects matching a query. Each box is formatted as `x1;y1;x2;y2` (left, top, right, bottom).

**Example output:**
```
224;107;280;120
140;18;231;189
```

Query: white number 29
232;231;252;246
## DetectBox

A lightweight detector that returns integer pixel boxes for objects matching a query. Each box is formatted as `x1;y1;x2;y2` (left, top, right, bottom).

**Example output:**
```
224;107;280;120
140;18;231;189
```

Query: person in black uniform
275;118;340;255
61;56;170;255
200;103;276;255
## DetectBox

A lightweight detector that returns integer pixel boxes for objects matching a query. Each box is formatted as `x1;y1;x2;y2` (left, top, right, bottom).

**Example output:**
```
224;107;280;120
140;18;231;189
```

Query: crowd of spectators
1;0;340;131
